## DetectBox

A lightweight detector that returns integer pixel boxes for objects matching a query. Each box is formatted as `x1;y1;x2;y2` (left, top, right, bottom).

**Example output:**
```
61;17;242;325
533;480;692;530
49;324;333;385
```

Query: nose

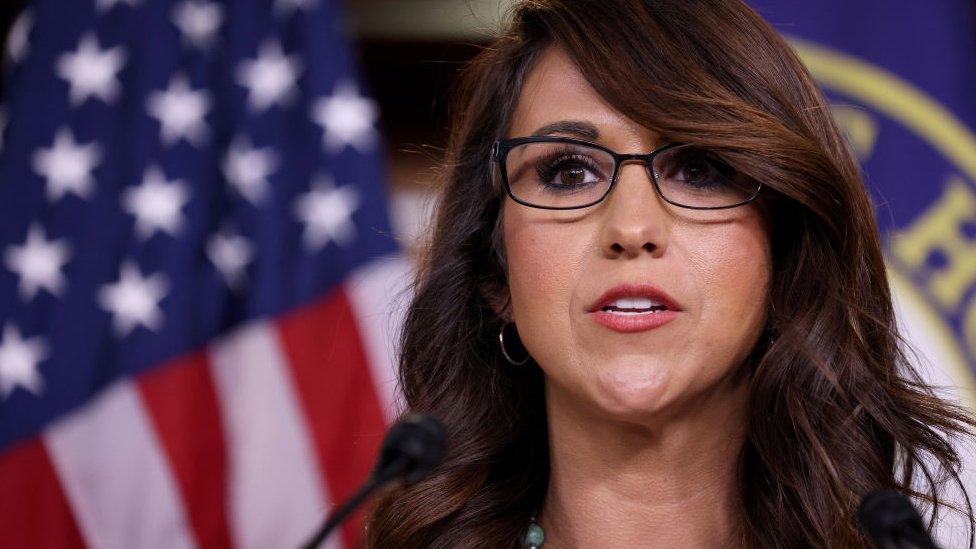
599;159;670;259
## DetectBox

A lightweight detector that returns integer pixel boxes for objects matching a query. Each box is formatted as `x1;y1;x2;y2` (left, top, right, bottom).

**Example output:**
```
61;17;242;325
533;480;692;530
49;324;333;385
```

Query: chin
590;360;674;419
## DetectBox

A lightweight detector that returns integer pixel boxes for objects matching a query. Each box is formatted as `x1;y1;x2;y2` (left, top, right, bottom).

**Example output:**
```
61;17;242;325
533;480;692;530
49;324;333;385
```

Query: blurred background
0;1;973;547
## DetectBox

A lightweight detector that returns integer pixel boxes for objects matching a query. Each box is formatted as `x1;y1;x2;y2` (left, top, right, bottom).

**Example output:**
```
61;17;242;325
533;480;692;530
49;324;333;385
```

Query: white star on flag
311;79;379;154
98;261;169;338
3;224;71;302
294;174;359;251
96;0;142;13
171;0;223;50
56;32;127;107
5;9;31;65
0;323;47;399
146;73;212;147
274;0;320;16
207;227;254;290
236;40;303;112
122;165;190;240
31;127;102;202
222;136;278;205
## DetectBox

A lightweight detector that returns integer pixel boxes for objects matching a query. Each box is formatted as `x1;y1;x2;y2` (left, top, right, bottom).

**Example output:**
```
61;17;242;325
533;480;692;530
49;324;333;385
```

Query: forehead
508;45;661;148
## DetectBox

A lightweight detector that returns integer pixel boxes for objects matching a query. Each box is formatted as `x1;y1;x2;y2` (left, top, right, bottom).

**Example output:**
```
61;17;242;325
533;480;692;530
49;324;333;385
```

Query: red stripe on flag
138;351;232;549
277;286;389;548
0;437;85;548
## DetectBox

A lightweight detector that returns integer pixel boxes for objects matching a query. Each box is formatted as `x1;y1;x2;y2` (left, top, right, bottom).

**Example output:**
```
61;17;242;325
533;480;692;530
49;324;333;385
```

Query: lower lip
589;310;679;332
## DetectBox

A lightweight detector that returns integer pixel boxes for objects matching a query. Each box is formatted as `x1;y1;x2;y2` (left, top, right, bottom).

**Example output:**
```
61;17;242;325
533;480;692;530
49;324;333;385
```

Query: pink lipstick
586;283;681;333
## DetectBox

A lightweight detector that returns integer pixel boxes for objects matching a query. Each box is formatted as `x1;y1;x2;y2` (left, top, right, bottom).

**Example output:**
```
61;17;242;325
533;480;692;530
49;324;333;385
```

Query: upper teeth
606;297;664;310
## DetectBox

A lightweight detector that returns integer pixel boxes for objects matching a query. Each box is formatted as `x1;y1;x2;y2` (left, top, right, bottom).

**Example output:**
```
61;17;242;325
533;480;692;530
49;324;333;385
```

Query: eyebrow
530;120;600;140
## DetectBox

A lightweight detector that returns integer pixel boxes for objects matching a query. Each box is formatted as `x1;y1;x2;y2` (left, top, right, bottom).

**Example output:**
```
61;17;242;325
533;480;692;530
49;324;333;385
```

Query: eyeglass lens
503;141;760;209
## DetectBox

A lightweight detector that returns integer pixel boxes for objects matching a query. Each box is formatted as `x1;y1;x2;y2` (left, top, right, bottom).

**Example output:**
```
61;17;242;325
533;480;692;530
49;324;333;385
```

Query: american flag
0;0;410;547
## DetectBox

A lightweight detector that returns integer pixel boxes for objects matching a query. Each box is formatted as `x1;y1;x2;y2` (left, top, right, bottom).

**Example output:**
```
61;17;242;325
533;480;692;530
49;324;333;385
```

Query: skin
501;45;773;547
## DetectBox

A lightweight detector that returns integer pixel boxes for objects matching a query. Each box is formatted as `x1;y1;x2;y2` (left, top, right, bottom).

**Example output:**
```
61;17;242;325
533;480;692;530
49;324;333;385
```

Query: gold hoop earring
498;322;530;365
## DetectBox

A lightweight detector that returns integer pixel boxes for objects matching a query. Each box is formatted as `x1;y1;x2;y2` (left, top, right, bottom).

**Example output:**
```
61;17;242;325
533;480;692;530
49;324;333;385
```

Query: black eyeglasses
491;136;762;210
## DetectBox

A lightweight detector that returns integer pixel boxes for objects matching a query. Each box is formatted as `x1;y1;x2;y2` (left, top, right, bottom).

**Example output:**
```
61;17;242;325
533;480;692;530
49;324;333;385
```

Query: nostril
607;240;657;258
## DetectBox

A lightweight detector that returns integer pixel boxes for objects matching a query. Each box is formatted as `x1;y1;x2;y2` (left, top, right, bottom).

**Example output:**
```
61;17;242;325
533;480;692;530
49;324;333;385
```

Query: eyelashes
533;150;604;187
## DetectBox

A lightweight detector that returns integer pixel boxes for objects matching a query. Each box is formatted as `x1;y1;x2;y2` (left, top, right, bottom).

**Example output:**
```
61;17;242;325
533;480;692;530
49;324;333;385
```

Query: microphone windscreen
375;413;447;484
858;489;935;548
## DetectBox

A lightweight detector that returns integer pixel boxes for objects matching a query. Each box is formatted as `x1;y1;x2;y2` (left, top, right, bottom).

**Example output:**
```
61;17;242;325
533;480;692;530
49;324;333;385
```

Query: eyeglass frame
491;136;763;211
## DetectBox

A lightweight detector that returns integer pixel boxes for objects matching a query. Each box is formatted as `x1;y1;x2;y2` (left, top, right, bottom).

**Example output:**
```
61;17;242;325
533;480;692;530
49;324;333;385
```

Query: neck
538;377;750;548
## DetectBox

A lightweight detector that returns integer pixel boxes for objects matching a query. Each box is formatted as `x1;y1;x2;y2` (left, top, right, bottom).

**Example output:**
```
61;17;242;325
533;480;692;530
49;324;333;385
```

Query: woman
366;0;976;546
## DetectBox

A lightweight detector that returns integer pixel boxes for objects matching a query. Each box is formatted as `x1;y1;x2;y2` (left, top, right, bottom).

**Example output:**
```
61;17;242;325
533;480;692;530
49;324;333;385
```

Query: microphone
300;413;447;549
858;489;939;549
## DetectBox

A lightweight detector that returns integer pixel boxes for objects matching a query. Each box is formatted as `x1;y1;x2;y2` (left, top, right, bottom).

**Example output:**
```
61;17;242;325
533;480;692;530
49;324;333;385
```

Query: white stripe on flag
43;380;197;549
346;254;412;422
208;321;334;549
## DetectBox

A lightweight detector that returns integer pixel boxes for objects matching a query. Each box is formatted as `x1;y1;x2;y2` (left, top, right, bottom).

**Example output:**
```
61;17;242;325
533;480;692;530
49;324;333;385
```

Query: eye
534;152;606;190
662;148;736;190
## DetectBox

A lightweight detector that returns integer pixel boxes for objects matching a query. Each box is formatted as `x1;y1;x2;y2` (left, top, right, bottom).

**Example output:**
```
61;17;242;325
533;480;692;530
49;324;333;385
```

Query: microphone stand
300;454;410;549
299;414;445;549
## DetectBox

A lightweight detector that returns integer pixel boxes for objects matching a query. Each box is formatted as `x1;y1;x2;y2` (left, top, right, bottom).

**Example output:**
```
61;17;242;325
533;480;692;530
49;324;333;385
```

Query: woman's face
502;45;772;422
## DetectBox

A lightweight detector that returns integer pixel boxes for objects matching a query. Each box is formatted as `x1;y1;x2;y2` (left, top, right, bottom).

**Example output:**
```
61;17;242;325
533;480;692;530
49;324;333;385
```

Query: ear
487;285;513;322
480;199;513;321
476;259;512;322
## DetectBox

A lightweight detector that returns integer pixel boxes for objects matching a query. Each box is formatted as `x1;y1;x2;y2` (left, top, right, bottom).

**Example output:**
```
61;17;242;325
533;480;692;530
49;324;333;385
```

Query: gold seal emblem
791;37;976;410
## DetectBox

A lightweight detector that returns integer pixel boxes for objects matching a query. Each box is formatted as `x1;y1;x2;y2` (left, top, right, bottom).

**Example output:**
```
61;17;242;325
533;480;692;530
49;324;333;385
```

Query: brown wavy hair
364;0;976;546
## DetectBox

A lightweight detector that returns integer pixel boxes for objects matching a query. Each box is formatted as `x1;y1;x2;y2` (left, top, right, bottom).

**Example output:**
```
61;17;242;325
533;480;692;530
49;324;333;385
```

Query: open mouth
601;297;670;314
587;284;680;333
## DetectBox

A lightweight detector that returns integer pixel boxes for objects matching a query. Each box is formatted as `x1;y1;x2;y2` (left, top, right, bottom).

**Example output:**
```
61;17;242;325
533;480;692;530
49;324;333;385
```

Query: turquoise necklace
523;517;545;548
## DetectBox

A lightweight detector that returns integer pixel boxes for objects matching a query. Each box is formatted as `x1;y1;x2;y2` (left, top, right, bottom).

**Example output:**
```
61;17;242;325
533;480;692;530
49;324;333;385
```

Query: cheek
502;208;587;357
684;215;771;356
